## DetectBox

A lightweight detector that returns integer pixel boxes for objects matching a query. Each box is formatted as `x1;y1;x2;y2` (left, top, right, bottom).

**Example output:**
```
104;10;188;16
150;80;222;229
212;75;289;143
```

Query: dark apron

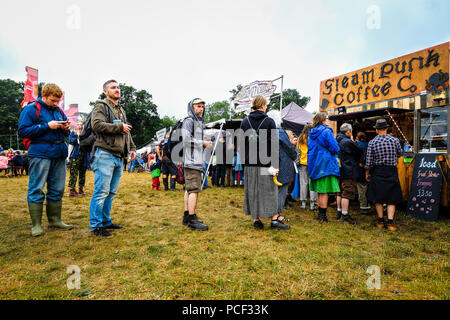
367;166;403;205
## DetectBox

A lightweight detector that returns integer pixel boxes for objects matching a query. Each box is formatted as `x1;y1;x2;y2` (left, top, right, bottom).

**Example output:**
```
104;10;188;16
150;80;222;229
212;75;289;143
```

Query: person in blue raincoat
307;112;340;223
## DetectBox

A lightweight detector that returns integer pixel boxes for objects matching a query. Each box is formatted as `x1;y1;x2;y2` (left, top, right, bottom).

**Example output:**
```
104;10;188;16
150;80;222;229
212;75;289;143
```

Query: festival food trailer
319;42;449;219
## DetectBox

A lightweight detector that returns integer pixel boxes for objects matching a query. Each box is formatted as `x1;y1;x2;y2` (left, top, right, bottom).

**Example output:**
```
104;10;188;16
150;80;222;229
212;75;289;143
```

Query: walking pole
201;120;225;190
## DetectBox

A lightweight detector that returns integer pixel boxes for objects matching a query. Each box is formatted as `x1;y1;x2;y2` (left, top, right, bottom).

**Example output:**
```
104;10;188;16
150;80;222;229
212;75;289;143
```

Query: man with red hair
18;83;73;237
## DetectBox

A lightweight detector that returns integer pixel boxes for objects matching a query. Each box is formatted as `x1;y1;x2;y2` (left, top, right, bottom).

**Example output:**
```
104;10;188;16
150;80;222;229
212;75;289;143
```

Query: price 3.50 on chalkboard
407;154;442;221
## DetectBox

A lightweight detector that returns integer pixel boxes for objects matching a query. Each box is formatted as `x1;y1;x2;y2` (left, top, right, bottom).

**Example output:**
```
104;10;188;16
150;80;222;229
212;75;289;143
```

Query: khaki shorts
338;178;357;200
184;168;203;194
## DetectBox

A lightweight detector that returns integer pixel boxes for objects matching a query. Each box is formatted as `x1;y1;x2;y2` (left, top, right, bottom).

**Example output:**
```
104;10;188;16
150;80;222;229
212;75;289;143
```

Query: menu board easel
407;154;442;221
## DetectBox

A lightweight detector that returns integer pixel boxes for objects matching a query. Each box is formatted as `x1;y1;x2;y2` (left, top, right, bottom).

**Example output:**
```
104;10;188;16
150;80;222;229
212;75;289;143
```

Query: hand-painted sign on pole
156;128;167;143
233;80;277;112
21;66;38;108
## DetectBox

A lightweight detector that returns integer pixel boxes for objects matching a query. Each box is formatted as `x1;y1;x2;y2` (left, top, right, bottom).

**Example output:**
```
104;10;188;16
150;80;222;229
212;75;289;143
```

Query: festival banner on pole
233;80;277;112
65;104;79;129
21;66;38;108
58;92;65;110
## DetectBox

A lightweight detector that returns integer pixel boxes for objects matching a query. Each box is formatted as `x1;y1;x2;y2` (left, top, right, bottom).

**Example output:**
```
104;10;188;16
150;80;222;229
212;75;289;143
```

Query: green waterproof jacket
91;99;136;158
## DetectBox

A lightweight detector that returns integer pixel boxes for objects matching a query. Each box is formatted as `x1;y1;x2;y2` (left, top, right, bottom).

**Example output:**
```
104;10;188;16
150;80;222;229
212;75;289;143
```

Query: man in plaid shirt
365;133;402;169
365;119;403;231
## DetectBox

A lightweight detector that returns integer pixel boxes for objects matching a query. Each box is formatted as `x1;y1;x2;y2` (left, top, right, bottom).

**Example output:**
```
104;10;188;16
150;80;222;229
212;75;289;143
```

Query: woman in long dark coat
239;95;290;230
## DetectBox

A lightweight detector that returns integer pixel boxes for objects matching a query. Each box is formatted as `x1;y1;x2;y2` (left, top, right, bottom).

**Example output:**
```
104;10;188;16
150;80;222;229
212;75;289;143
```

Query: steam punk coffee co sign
320;42;449;111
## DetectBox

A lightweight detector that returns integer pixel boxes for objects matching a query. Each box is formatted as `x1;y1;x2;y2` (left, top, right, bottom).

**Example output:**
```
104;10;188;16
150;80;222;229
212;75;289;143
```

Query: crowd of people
13;81;404;238
0;147;29;178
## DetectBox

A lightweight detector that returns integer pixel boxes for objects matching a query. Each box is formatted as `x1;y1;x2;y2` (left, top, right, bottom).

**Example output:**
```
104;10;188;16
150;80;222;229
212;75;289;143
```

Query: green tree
0;79;58;149
90;83;161;149
37;82;46;99
204;100;235;123
229;84;243;101
0;79;24;149
228;84;246;119
157;116;177;131
268;88;310;112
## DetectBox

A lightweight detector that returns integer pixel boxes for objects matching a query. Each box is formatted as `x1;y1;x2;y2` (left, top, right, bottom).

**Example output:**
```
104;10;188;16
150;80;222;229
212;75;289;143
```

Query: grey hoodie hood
187;99;204;122
181;98;206;172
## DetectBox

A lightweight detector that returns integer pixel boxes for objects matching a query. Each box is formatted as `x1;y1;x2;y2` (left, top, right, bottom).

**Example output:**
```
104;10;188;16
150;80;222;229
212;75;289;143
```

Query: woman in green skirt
307;112;340;222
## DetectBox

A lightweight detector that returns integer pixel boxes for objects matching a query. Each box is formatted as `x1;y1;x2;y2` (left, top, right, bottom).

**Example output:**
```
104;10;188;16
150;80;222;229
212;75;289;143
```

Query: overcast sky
1;0;449;118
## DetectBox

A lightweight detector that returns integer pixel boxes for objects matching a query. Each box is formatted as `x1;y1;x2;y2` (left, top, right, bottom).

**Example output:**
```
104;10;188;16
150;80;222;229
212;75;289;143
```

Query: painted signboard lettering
320;42;449;111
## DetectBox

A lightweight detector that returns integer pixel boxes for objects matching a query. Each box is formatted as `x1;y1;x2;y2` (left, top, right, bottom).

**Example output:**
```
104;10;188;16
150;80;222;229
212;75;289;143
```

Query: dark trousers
211;166;217;185
215;164;226;186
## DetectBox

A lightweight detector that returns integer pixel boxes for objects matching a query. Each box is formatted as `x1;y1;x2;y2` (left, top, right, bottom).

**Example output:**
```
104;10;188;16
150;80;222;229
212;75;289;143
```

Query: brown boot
69;188;80;197
78;187;86;196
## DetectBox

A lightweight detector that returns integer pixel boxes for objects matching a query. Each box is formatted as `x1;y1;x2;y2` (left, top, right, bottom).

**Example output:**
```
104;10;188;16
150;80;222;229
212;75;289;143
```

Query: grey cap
192;98;205;105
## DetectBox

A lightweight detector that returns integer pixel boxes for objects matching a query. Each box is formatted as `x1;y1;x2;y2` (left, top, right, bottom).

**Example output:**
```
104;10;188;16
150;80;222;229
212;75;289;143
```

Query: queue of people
15;82;404;238
237;96;403;232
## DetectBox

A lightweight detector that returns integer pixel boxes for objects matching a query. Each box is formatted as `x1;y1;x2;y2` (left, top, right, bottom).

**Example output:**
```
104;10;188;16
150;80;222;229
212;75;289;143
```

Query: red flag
21;66;38;108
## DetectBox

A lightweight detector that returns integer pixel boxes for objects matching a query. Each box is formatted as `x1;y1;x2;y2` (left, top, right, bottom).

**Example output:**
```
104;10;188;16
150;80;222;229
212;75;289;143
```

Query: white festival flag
233;80;277;112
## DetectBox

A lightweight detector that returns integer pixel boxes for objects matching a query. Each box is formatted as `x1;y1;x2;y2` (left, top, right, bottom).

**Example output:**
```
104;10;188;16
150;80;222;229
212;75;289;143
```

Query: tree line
0;79;310;150
0;79;177;150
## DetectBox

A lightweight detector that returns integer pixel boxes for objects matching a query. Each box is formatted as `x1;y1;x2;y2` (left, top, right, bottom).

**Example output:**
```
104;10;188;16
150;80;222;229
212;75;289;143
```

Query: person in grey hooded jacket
181;98;212;231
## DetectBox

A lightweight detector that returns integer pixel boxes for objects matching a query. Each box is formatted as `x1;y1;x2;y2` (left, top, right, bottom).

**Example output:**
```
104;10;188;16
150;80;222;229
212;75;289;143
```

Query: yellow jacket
298;138;308;166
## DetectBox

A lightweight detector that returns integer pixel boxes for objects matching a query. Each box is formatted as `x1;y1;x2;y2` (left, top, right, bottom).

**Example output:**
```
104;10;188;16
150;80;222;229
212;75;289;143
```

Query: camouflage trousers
68;155;87;189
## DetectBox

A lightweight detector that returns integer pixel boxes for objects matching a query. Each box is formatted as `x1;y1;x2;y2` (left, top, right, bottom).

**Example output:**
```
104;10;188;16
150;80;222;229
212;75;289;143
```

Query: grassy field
0;170;449;300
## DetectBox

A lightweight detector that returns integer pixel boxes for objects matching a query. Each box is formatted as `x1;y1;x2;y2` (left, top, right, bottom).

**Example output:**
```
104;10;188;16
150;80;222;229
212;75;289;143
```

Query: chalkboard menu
407;154;442;221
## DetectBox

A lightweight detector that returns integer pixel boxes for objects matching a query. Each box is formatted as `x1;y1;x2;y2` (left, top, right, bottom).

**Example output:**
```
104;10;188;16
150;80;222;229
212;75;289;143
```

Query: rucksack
166;117;188;160
79;104;113;153
247;117;267;144
21;101;65;150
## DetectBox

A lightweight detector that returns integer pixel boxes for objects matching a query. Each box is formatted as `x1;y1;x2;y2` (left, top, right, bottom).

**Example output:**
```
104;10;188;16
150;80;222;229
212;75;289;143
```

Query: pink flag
65;104;79;129
21;66;38;108
58;92;65;110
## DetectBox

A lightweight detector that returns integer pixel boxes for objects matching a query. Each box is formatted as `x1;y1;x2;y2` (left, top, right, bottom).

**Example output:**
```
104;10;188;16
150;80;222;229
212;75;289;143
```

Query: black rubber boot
187;214;208;231
316;208;322;221
183;211;203;225
163;177;169;190
318;207;328;223
170;177;176;191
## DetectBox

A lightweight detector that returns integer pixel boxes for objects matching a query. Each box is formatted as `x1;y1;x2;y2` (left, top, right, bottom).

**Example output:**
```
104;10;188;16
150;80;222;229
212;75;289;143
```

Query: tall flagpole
280;75;284;111
271;75;284;110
